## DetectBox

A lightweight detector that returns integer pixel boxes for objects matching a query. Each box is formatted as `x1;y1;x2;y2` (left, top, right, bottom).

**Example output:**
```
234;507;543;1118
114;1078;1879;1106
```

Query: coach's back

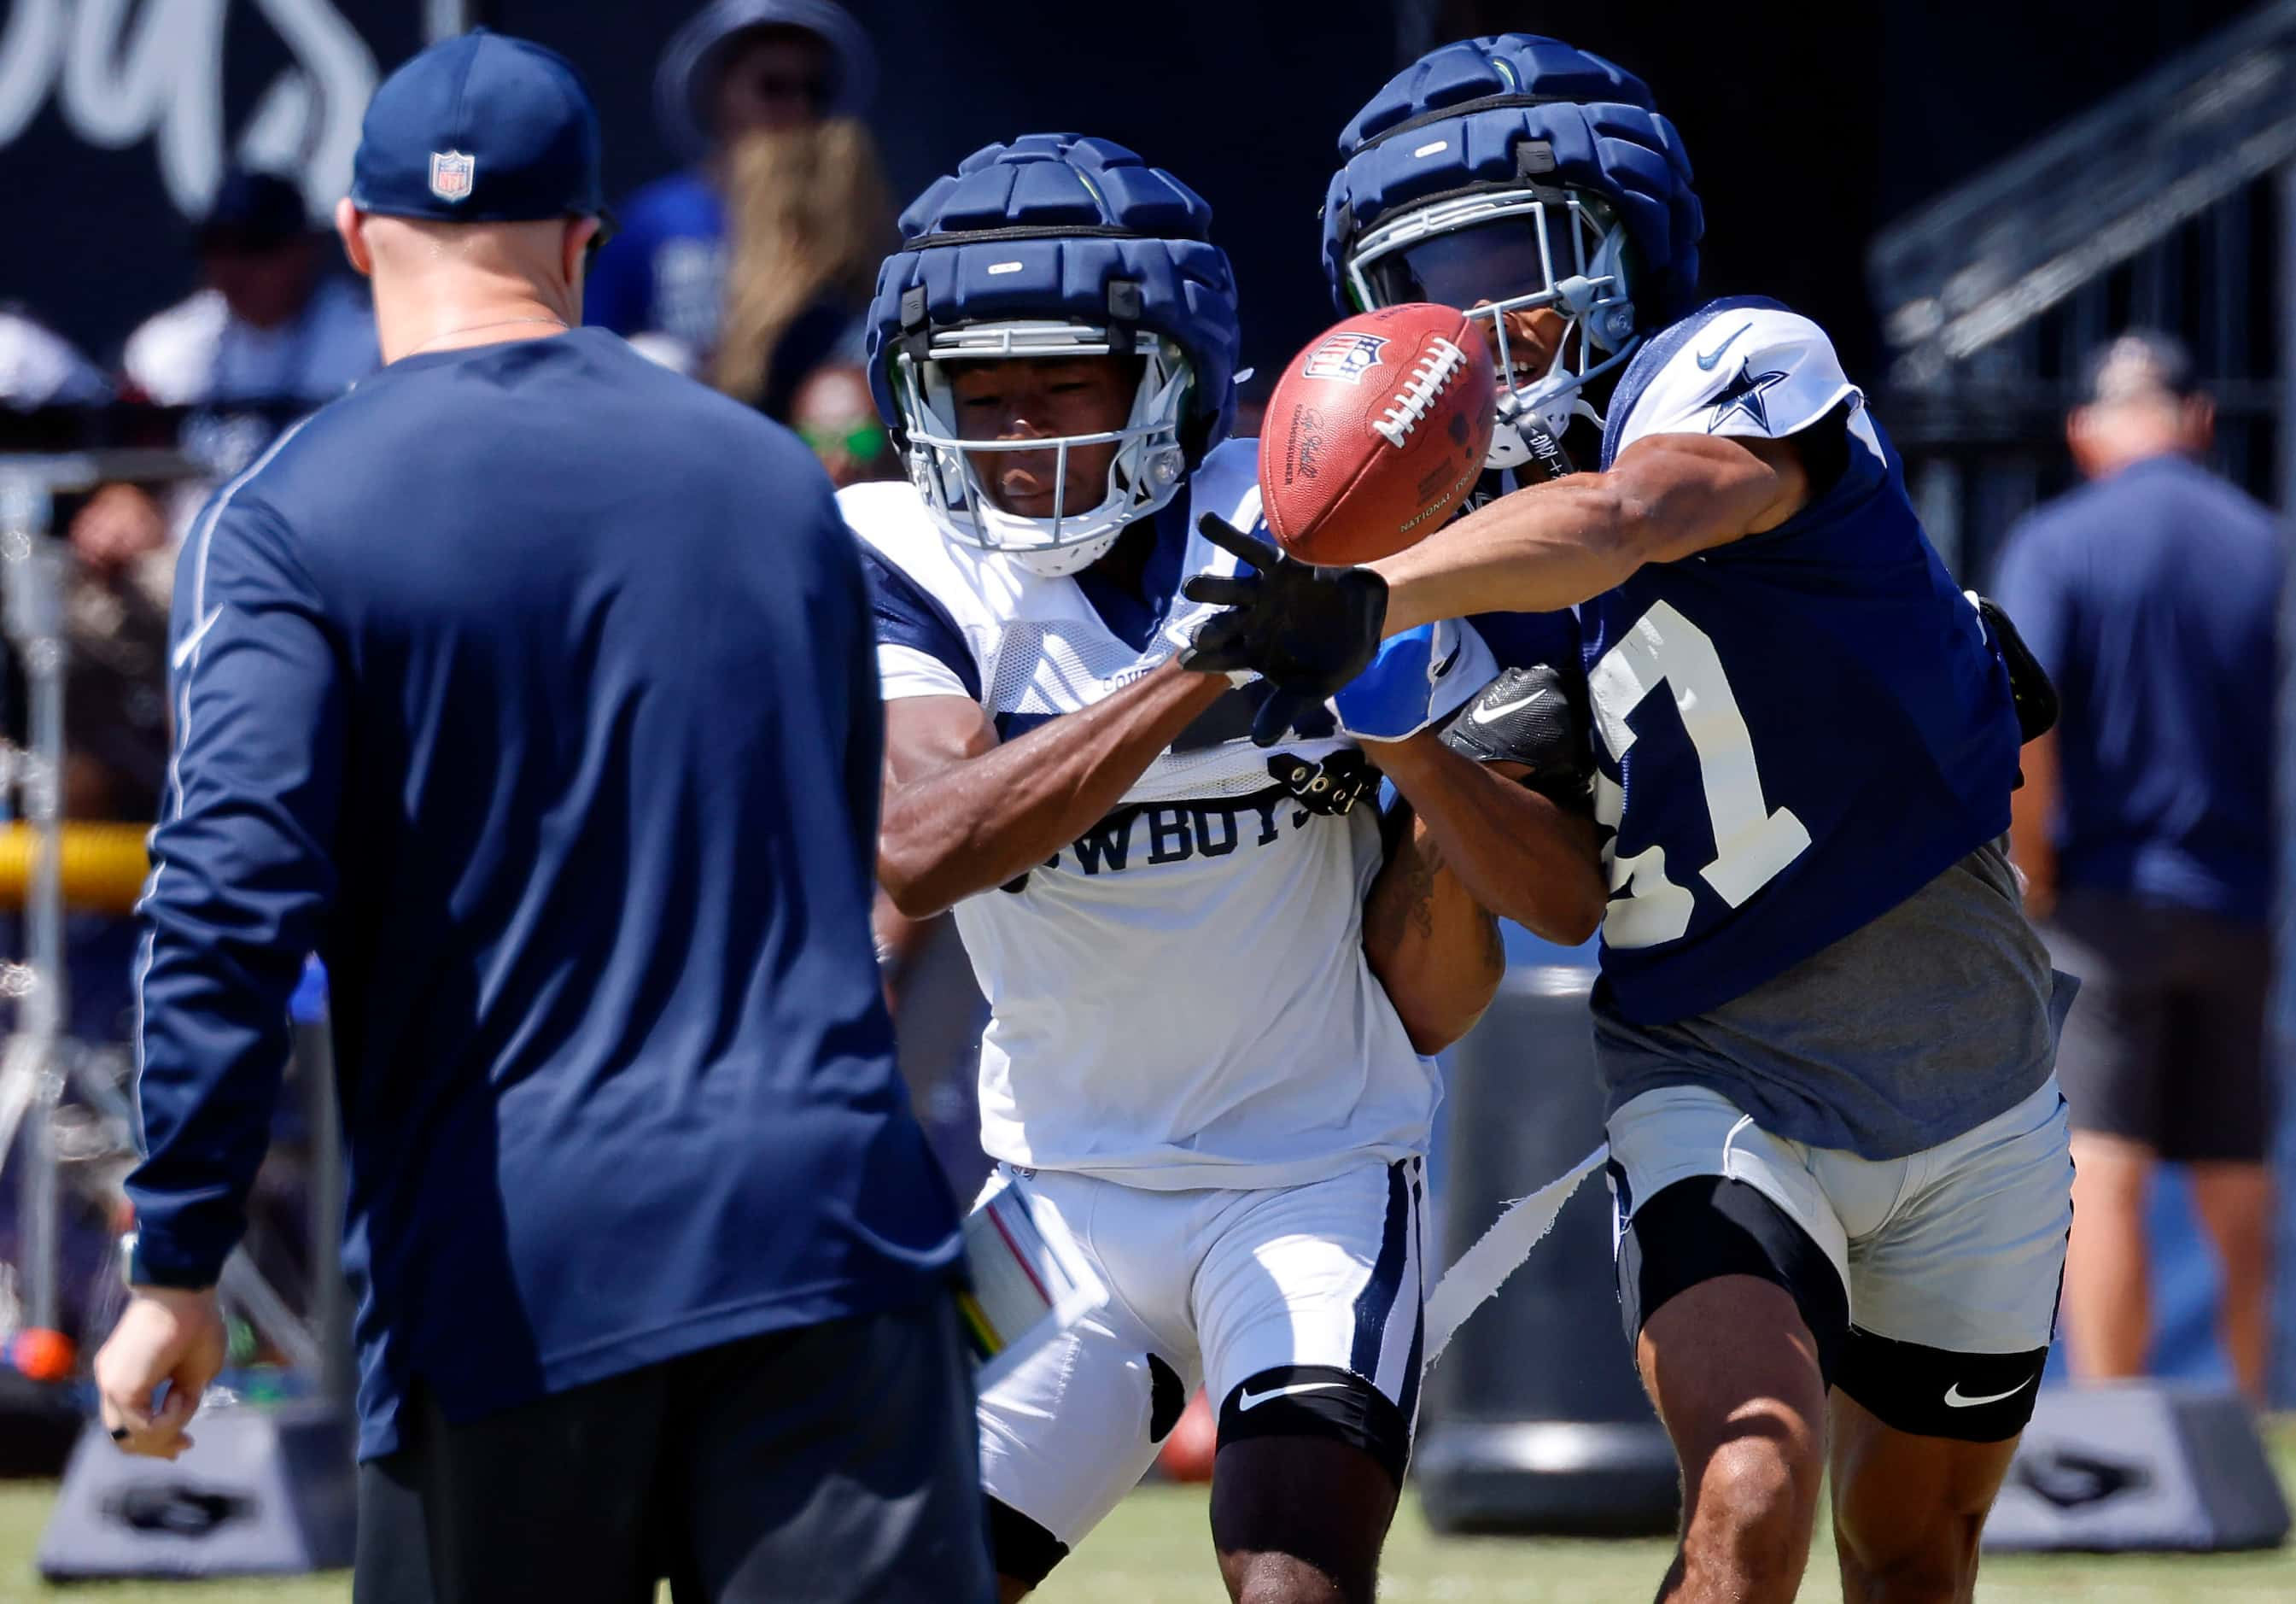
137;328;959;1454
1995;452;2282;920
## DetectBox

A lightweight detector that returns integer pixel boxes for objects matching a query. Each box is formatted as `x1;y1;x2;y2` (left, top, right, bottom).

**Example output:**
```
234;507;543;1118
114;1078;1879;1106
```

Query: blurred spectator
26;422;178;1063
120;167;377;407
0;307;158;822
713;120;893;419
1996;331;2285;1402
586;0;876;380
61;492;172;826
0;309;111;408
85;169;382;559
792;360;898;487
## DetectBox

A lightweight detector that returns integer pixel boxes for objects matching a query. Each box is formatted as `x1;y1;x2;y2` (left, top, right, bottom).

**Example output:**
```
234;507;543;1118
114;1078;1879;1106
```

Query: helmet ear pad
1583;223;1639;353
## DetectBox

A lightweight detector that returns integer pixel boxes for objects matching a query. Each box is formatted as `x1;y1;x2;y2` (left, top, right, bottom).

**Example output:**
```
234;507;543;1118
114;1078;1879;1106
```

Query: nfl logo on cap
428;150;476;203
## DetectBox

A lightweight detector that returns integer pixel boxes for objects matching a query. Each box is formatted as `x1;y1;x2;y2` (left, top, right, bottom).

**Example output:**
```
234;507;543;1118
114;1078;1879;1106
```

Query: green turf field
1;1422;2290;1603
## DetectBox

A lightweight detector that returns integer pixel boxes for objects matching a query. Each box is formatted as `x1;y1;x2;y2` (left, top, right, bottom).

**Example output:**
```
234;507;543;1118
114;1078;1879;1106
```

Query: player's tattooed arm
877;661;1230;918
1363;799;1504;1056
1367;735;1606;947
1370;430;1817;633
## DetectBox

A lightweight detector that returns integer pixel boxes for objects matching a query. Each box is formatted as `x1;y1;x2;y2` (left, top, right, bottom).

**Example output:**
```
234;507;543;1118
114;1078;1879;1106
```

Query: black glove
1181;514;1389;748
1972;594;2059;743
1439;663;1597;811
1266;750;1379;817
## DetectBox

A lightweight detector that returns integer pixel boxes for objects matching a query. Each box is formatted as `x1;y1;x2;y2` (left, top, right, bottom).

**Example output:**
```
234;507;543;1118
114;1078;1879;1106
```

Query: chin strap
1489;338;1623;479
1493;390;1577;482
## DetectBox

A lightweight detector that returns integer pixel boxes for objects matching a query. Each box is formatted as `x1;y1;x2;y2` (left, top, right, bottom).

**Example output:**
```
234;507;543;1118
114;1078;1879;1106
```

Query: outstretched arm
1183;310;1862;695
1362;797;1507;1055
1371;430;1814;633
878;660;1230;918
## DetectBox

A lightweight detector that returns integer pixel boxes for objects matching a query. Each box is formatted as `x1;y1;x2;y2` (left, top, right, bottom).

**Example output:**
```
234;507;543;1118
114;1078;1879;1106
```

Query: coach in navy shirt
1995;331;2284;1404
91;32;988;1604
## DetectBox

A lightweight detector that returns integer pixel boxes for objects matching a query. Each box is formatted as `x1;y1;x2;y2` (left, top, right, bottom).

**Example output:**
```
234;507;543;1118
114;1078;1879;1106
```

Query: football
1258;303;1496;566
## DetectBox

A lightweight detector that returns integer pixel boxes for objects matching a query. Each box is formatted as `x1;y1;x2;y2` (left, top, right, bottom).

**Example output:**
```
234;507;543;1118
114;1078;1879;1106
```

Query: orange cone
9;1328;77;1384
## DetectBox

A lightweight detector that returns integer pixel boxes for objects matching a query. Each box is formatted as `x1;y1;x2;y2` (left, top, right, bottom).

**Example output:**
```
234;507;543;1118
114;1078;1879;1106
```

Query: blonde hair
712;117;895;407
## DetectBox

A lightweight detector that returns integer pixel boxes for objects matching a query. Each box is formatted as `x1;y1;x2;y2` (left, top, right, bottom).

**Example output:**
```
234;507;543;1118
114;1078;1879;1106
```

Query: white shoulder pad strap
839;478;999;703
838;478;1013;633
1153;439;1266;662
839;477;944;569
1615;308;1861;457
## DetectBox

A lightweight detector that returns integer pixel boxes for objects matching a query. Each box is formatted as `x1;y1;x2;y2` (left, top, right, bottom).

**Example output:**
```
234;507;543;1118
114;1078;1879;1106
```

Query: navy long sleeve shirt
130;328;959;1457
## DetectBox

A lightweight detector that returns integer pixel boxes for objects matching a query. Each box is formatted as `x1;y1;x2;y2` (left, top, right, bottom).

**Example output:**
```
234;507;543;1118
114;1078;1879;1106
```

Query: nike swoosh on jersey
1943;1375;2037;1408
1471;688;1551;725
1236;1379;1349;1412
1695;322;1754;371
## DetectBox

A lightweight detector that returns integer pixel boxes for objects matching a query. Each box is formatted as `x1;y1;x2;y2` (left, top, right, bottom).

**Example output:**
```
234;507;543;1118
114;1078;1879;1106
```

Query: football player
1183;38;2075;1604
846;133;1605;1604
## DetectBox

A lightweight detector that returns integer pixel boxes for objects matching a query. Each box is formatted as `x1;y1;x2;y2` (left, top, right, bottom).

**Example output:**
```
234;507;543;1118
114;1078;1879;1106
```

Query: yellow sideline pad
0;822;149;915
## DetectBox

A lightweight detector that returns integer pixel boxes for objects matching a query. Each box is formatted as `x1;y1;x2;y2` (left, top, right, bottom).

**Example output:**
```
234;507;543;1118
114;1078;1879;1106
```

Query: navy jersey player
849;134;1604;1603
1183;38;2075;1604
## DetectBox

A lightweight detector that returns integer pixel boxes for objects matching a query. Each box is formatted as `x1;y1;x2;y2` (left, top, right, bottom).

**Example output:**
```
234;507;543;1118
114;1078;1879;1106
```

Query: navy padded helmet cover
868;133;1241;461
1323;36;1702;321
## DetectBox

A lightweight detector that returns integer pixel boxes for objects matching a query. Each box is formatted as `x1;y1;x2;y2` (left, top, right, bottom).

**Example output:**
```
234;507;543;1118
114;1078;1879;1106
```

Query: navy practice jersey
1576;297;2024;1023
131;329;960;1458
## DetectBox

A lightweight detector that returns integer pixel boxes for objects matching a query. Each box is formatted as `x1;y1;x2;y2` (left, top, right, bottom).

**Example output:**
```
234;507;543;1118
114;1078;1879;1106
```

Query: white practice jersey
844;438;1435;1189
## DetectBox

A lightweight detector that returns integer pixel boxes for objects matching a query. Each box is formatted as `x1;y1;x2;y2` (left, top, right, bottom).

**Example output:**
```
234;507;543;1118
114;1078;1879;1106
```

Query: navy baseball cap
351;30;607;225
197;167;312;251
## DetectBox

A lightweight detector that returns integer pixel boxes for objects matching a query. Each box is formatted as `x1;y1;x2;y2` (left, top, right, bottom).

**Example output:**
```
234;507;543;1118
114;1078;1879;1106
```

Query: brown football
1259;303;1496;566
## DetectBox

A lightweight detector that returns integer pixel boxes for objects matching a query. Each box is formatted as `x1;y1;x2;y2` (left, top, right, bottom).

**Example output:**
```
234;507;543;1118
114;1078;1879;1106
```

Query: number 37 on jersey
1586;600;1812;950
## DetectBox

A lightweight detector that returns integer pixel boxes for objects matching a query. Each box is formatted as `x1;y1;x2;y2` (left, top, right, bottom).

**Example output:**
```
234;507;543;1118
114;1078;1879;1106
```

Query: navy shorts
353;1298;992;1604
2044;889;2274;1164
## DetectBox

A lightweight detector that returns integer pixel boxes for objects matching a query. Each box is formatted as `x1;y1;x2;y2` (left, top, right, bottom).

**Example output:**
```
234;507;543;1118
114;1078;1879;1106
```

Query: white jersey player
850;135;1604;1603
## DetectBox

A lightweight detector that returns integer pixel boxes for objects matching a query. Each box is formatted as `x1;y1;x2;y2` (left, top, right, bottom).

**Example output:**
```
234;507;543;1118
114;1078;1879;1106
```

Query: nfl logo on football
428;150;476;204
1300;331;1388;385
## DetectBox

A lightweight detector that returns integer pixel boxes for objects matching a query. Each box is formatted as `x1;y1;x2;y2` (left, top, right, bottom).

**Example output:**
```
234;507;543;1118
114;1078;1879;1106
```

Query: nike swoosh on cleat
1695;322;1754;371
1943;1375;2037;1408
1236;1380;1349;1412
1471;688;1551;725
